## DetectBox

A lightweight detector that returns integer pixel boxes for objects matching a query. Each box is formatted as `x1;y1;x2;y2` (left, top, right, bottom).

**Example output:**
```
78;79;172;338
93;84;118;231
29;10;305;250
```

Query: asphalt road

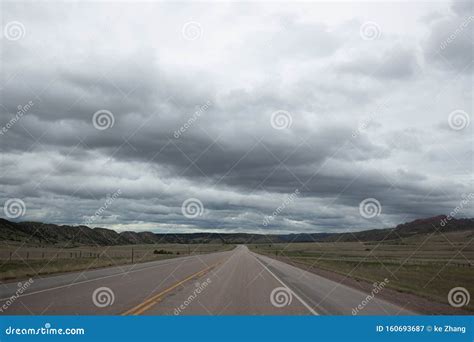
0;245;414;315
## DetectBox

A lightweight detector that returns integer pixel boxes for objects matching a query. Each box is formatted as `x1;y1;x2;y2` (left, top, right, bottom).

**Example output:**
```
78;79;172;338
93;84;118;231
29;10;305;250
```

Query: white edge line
253;254;319;316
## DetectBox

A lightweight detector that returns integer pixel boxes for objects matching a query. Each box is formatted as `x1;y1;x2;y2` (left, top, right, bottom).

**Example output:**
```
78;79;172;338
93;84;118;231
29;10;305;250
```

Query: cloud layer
1;1;472;233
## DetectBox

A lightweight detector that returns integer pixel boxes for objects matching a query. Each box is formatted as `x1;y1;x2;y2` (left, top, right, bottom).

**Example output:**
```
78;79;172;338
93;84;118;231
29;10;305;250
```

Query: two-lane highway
0;246;414;315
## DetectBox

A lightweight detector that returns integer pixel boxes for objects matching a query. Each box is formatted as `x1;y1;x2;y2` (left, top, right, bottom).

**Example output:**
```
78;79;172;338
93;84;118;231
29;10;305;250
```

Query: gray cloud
423;1;473;71
337;45;418;79
0;0;472;234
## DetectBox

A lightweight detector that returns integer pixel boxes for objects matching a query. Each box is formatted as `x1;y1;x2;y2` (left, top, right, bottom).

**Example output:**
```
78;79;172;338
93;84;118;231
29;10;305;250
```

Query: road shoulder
253;252;471;315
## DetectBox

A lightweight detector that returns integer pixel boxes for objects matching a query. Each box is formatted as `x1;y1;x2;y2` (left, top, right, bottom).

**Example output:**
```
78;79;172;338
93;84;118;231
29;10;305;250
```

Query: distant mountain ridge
0;215;473;246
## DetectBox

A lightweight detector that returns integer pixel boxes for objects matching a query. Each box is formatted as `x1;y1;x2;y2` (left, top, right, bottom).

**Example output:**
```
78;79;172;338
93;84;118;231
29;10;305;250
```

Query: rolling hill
0;215;472;246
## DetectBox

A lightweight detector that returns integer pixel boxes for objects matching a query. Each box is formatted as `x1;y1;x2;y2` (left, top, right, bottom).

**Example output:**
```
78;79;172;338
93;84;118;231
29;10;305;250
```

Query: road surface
0;245;414;315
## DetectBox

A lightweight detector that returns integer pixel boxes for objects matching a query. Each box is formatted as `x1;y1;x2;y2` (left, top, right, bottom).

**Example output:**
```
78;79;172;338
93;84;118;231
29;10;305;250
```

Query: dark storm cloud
0;0;472;233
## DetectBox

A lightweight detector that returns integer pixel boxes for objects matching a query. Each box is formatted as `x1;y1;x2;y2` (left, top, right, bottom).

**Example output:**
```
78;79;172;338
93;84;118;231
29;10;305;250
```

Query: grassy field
250;231;474;311
0;243;234;281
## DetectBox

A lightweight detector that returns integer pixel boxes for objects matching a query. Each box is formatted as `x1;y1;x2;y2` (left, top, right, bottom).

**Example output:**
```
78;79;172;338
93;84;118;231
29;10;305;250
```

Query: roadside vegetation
250;230;474;311
0;243;234;281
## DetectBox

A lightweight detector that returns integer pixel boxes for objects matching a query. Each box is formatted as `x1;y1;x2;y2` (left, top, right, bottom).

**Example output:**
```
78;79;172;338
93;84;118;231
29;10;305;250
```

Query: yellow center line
122;260;223;316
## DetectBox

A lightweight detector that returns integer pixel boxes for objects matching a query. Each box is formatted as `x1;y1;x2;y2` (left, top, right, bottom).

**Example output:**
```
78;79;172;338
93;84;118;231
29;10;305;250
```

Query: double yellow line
122;260;221;315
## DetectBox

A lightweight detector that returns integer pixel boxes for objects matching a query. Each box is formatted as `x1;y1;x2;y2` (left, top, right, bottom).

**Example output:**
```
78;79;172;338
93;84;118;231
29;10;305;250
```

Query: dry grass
250;231;474;311
0;243;234;281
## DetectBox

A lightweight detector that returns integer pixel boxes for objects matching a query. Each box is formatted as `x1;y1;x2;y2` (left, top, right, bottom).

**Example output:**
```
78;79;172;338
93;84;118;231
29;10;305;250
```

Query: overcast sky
0;0;472;234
